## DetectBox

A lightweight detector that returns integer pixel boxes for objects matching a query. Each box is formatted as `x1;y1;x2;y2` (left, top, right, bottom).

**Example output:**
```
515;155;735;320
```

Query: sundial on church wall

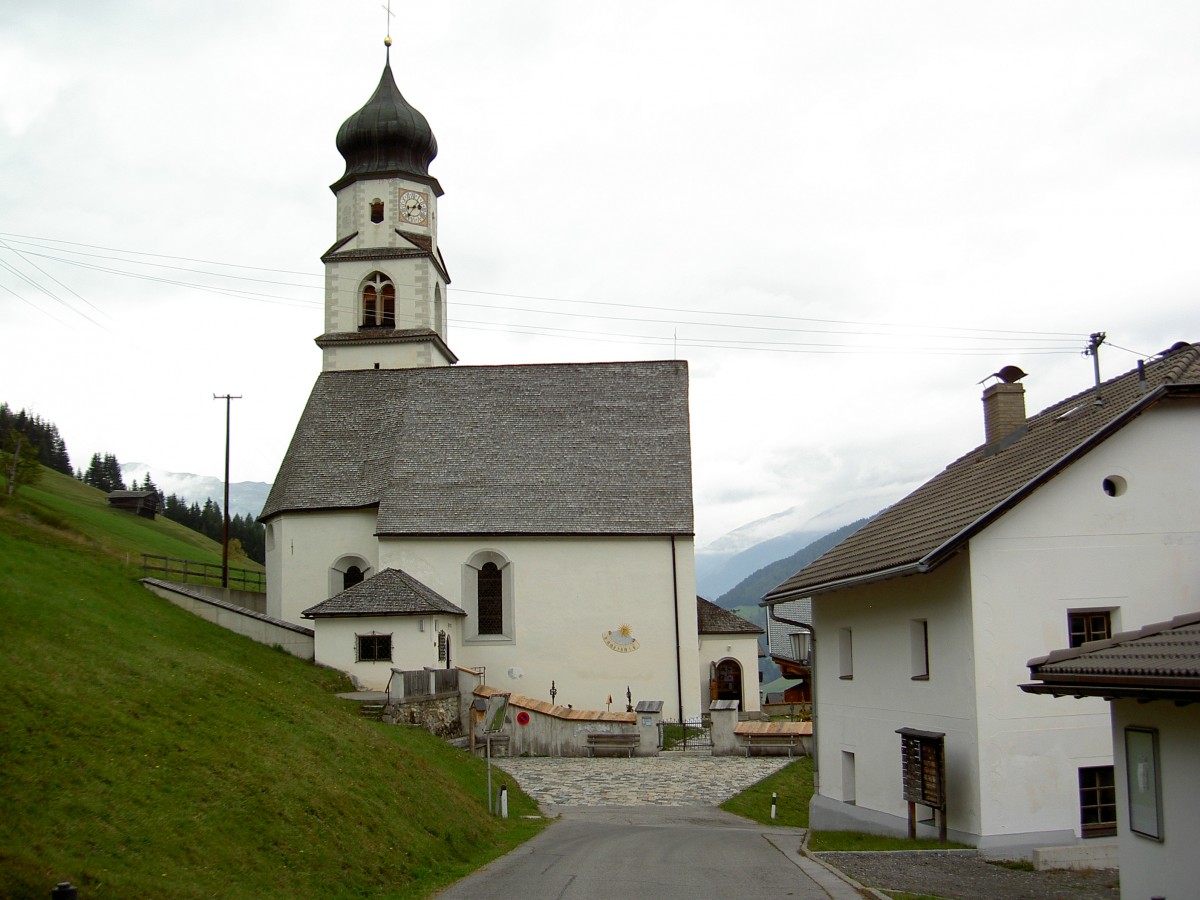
602;623;639;653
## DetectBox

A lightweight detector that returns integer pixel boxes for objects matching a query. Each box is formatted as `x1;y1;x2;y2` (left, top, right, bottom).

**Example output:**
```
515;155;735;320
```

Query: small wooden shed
105;490;159;520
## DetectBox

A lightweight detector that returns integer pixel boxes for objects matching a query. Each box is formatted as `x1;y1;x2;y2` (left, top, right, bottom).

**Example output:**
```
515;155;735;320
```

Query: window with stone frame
360;272;396;328
356;632;392;663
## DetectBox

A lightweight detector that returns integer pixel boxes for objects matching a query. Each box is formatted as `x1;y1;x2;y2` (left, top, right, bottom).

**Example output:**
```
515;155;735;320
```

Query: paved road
437;804;864;900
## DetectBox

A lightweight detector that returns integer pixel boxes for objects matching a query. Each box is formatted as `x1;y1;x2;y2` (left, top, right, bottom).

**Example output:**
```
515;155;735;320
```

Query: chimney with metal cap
981;365;1027;445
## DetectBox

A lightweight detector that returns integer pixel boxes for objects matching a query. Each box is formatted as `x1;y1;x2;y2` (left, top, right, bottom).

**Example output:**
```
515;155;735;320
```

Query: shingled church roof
262;360;694;536
765;342;1200;603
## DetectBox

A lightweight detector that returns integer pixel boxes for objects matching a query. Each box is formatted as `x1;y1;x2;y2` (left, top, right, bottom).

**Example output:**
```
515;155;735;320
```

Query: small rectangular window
838;628;853;680
1079;765;1117;838
910;619;929;680
356;633;392;662
1068;611;1112;648
842;751;857;804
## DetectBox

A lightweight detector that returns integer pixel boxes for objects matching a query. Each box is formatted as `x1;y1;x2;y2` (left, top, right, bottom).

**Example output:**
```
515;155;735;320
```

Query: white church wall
265;508;379;625
313;614;461;692
969;400;1200;845
379;534;703;720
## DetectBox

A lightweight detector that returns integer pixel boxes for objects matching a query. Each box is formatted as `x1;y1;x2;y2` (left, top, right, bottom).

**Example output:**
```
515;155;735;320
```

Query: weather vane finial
382;1;394;50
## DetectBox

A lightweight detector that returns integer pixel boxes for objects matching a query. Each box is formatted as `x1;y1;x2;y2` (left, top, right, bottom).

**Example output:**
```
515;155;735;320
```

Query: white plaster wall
379;534;703;720
811;554;980;835
698;633;761;713
1111;699;1200;900
263;508;379;625
312;614;461;691
969;401;1200;840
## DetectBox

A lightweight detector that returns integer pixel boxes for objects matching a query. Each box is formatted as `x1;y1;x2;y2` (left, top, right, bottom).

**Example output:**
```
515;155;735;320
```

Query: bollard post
771;792;777;820
52;883;78;900
499;783;508;819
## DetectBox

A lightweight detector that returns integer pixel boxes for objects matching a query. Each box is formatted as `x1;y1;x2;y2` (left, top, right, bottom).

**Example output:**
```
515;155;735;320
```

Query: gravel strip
815;850;1119;900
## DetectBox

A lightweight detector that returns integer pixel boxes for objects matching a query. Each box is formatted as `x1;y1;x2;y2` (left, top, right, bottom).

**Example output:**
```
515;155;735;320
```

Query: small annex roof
696;596;763;635
262;360;694;536
302;567;466;619
764;342;1200;603
1022;611;1200;702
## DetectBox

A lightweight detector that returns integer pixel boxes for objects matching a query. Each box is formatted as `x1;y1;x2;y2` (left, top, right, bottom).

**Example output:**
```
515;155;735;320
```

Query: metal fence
141;554;266;592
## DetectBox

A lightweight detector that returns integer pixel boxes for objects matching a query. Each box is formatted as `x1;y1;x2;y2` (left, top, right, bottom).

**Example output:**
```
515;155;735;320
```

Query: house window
370;199;384;223
356;633;392;662
842;751;857;804
910;619;929;680
360;272;395;328
478;562;503;634
1068;611;1111;648
1079;765;1117;838
838;628;853;679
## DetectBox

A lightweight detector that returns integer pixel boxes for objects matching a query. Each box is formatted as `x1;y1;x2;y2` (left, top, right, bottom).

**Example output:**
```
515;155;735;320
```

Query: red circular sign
516;711;531;726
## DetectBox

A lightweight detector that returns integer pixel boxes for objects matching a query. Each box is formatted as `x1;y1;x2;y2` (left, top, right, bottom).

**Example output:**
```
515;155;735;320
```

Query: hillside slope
0;470;542;899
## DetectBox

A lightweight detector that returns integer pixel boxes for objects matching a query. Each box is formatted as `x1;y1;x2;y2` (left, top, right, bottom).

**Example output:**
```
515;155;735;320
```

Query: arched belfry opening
360;272;396;328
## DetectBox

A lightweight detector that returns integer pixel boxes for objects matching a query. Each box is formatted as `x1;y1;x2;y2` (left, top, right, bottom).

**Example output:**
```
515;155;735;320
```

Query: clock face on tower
399;190;429;225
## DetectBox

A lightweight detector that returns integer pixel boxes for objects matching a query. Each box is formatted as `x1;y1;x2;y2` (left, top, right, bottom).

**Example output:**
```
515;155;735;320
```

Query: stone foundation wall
384;692;462;738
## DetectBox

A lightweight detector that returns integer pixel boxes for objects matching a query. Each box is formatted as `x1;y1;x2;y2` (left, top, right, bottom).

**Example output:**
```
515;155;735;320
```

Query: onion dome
331;59;439;193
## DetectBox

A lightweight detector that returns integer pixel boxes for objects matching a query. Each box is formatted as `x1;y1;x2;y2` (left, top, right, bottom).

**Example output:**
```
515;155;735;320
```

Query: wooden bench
740;732;800;757
585;732;639;757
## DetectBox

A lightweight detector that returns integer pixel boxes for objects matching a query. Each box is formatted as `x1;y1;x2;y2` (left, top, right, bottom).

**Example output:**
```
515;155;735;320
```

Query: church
259;46;712;721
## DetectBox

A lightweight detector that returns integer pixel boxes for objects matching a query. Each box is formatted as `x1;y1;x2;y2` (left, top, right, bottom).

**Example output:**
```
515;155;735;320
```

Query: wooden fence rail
141;554;266;592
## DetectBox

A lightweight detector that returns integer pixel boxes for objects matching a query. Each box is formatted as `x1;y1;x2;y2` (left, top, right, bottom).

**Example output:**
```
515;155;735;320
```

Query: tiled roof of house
764;342;1200;602
1022;611;1200;701
262;360;694;535
301;567;466;618
696;596;763;635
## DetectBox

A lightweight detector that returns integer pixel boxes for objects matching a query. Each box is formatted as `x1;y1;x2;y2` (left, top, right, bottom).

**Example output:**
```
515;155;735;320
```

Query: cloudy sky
3;2;1198;549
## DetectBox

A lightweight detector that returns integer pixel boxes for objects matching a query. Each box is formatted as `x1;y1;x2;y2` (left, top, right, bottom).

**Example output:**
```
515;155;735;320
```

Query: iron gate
658;715;713;751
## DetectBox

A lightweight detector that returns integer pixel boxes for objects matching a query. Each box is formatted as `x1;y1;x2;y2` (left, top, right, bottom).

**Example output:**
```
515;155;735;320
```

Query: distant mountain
713;516;872;611
121;463;271;519
697;491;891;598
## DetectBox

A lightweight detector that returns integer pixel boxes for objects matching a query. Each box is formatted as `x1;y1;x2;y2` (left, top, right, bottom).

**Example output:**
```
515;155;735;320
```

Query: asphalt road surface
436;804;863;900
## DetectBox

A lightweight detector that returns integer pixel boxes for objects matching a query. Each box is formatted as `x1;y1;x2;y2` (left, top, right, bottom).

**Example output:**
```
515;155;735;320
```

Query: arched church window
360;272;394;328
370;199;384;223
344;565;365;591
478;562;503;634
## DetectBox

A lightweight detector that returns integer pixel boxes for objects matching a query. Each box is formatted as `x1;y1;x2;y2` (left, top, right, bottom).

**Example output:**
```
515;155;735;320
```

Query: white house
763;342;1200;855
259;52;703;720
1024;612;1200;899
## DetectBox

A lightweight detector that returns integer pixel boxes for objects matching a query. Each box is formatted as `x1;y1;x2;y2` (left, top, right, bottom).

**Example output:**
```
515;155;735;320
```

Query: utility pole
1083;332;1107;406
213;394;242;588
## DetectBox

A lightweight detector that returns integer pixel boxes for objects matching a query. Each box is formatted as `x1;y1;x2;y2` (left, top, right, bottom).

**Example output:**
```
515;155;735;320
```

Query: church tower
316;47;455;371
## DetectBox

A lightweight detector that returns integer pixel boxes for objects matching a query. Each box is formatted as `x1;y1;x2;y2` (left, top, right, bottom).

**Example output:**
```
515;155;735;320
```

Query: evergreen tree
2;430;41;497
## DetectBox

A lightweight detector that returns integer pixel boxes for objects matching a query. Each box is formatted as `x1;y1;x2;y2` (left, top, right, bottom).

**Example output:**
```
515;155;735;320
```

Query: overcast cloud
2;2;1198;548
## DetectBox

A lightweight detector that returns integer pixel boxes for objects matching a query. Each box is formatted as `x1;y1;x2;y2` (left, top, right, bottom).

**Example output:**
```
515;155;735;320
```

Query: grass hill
0;469;543;899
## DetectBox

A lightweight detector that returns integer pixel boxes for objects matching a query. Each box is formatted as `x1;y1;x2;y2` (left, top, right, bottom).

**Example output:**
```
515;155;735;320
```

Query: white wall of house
810;400;1200;851
698;633;761;714
970;402;1200;847
811;554;981;840
312;613;461;691
1110;699;1200;900
264;508;379;625
379;533;703;720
